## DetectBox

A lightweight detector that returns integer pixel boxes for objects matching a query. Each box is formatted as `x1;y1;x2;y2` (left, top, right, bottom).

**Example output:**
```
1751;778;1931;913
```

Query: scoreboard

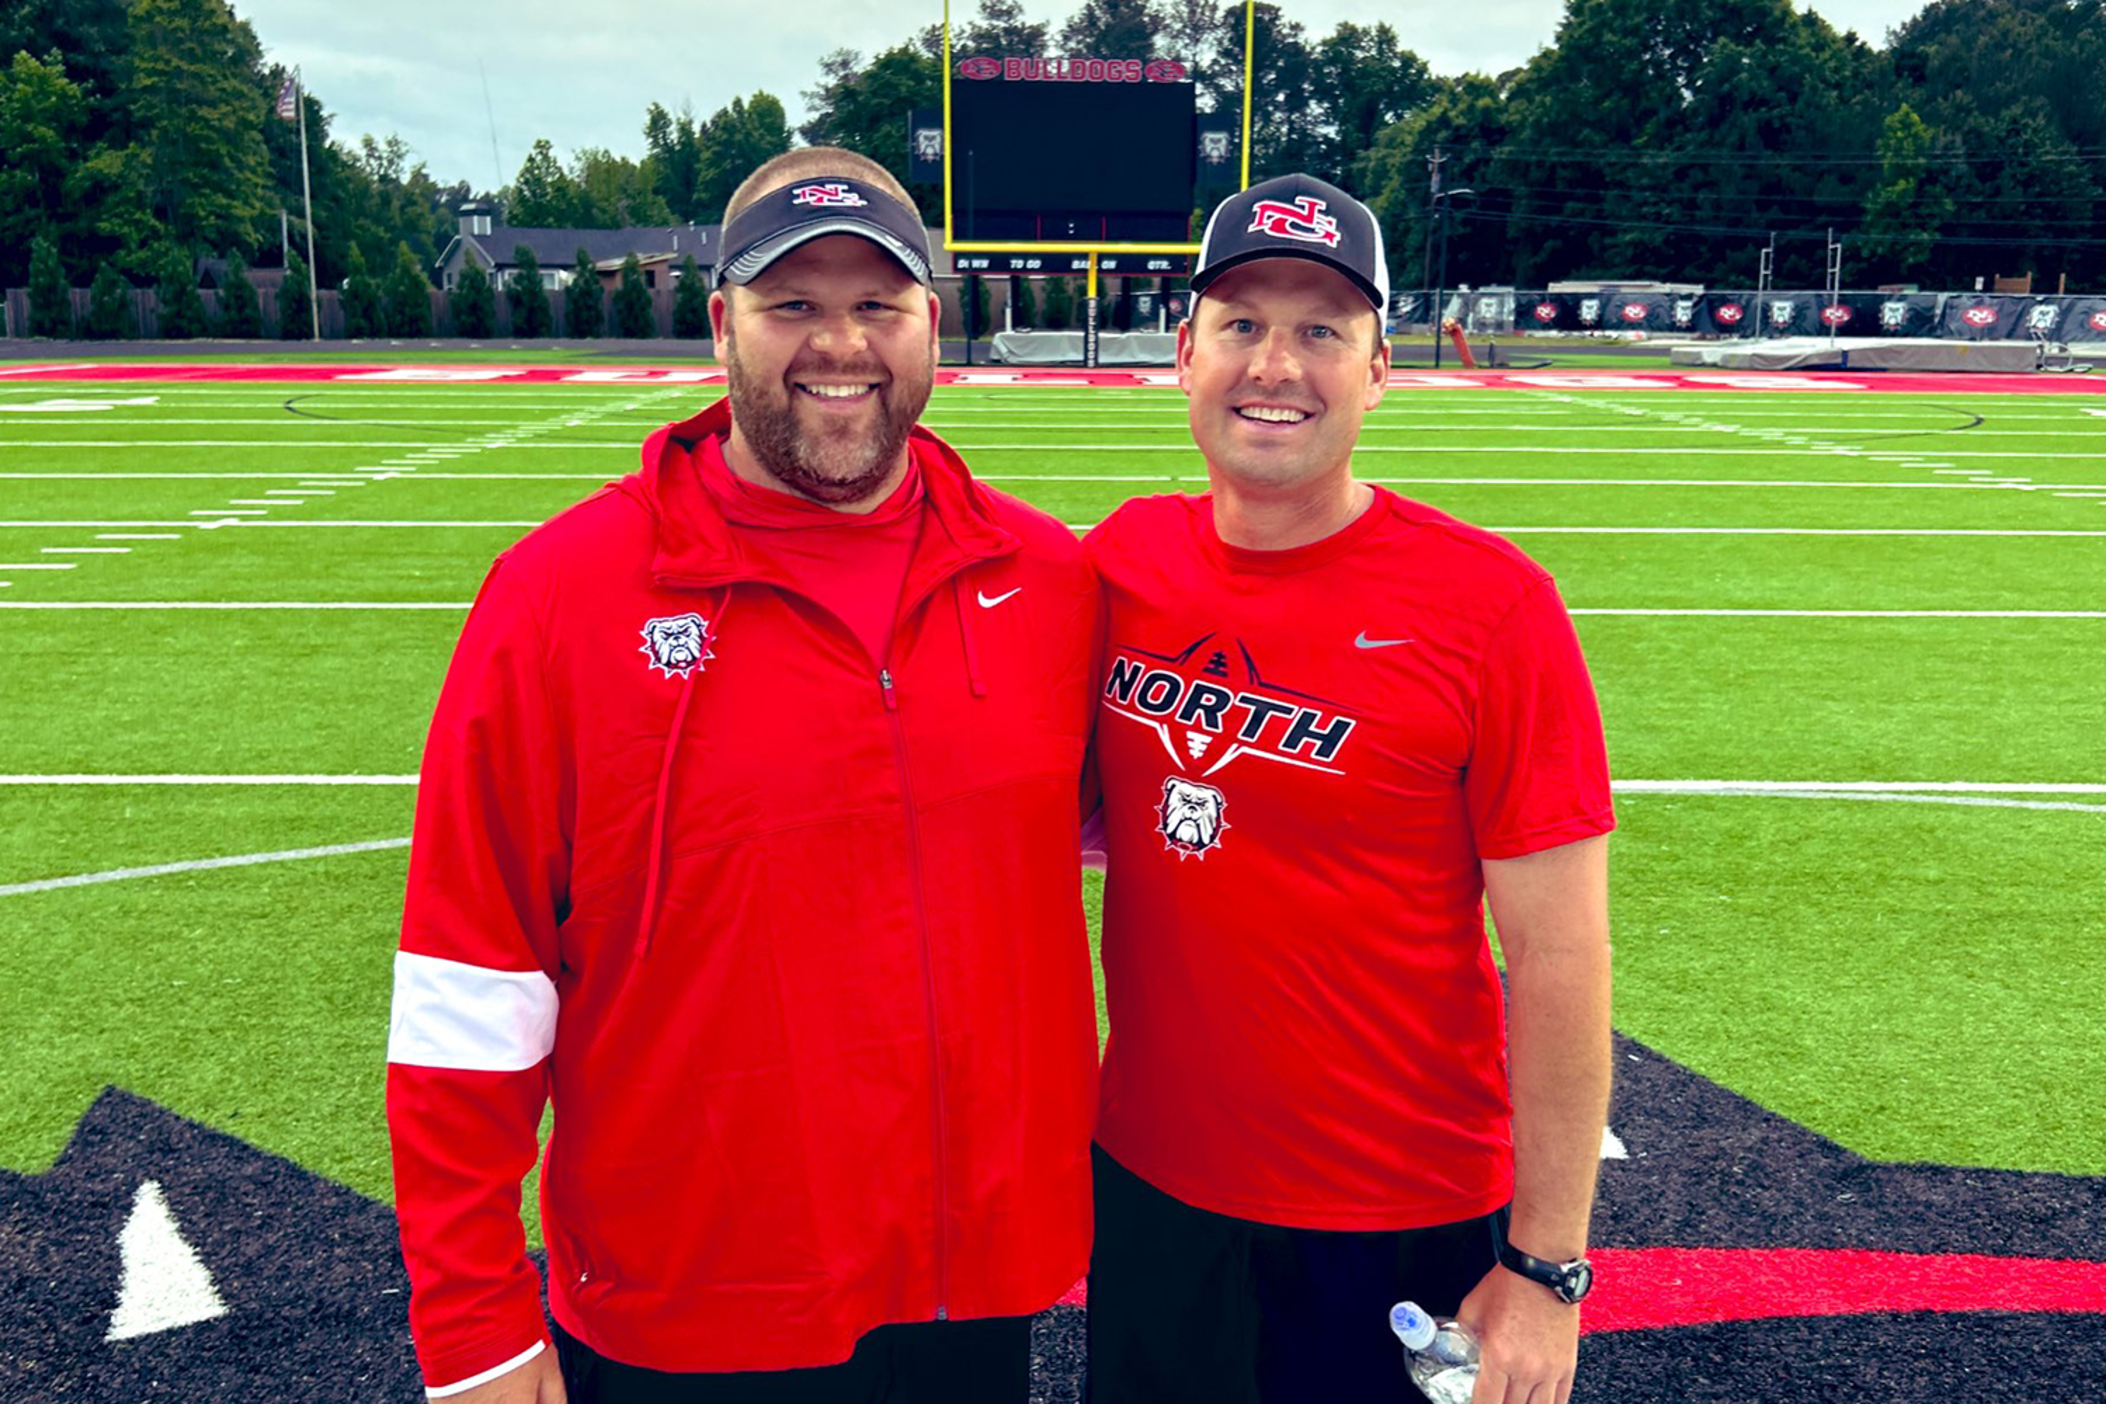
952;253;1188;275
949;64;1196;245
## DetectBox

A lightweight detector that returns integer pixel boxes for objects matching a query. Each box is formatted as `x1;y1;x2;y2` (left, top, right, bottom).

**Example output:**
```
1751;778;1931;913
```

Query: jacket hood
625;398;1021;589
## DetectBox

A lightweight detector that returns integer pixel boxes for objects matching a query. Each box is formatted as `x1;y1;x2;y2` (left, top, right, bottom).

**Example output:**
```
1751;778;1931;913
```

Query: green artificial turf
2;375;2103;1208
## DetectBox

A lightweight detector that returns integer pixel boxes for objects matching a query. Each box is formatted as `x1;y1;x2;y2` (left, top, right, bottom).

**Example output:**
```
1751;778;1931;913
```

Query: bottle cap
1389;1301;1436;1350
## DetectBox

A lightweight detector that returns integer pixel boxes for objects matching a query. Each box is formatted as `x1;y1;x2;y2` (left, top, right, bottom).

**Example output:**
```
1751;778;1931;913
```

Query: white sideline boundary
2;602;2100;617
0;838;411;897
5;778;2097;896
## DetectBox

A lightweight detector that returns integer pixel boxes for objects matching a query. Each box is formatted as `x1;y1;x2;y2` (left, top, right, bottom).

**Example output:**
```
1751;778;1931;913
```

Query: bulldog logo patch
639;613;714;679
1158;776;1228;859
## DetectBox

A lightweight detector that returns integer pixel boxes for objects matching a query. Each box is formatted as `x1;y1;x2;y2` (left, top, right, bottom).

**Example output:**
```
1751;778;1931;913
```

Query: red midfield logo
791;182;866;208
1716;304;1744;323
957;56;1002;80
1246;196;1341;247
1821;306;1853;326
1621;303;1648;323
1534;303;1558;322
1962;306;1998;327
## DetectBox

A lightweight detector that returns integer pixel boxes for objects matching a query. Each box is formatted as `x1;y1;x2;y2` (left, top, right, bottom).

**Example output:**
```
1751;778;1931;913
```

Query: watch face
1561;1259;1594;1303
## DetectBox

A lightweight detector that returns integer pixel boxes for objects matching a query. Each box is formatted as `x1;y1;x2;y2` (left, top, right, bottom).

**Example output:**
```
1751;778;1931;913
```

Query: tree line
5;0;2104;338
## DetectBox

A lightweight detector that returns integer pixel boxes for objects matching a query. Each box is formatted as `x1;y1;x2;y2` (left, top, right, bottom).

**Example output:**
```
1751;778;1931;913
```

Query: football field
1;366;2103;1396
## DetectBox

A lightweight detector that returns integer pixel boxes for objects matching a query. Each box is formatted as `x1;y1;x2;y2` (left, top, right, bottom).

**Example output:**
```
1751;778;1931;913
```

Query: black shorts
553;1313;1031;1404
1086;1145;1505;1404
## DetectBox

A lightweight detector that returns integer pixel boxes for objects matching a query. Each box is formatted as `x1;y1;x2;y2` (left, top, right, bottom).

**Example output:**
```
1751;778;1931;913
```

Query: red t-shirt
689;433;925;664
1085;488;1615;1231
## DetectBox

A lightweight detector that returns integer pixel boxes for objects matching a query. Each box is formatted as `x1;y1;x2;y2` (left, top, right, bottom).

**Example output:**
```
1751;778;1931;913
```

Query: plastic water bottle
1389;1300;1479;1404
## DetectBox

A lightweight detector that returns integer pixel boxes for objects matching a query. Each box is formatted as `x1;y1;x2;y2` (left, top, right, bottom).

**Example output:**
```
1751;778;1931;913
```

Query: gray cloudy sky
240;1;1927;193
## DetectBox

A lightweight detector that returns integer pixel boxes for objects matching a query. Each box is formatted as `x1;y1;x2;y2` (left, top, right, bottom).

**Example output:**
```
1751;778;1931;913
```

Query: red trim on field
1583;1247;2106;1333
6;363;2106;393
1050;1247;2106;1329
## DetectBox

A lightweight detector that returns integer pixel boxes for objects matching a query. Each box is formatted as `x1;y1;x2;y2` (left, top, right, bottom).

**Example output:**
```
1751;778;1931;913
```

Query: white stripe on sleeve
426;1339;546;1397
388;950;558;1072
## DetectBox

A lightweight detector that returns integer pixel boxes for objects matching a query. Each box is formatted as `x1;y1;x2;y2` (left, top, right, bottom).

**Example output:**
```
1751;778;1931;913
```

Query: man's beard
723;334;934;506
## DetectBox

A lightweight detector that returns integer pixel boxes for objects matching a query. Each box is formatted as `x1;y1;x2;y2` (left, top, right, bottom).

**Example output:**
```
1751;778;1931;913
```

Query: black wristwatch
1497;1241;1594;1304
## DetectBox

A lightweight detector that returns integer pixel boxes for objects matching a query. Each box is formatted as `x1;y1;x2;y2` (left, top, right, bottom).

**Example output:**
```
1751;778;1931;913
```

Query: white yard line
0;774;419;784
1494;528;2106;538
94;533;180;540
1619;780;2106;794
40;546;129;554
0;601;471;609
1573;608;2106;618
1619;789;2106;815
0;837;412;898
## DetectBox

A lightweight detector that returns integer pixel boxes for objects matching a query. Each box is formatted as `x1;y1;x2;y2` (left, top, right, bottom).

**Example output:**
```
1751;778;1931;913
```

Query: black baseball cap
715;177;933;289
1191;173;1389;314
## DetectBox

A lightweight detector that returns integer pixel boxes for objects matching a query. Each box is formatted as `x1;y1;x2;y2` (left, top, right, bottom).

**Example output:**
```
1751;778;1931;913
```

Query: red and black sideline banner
1429;290;2106;341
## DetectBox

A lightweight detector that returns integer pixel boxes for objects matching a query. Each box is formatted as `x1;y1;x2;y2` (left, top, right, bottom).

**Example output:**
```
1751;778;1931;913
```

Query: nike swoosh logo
978;587;1022;608
1354;631;1414;649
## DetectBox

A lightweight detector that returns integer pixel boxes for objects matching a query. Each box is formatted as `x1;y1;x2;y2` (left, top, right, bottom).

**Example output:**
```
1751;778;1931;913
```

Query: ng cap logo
791;182;867;208
640;613;714;679
1246;196;1341;247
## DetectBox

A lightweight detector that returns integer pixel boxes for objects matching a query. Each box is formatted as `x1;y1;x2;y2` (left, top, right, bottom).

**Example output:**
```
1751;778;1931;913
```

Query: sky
238;1;1932;196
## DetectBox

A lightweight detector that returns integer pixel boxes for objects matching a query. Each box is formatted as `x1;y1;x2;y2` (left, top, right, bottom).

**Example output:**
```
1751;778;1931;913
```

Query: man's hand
1456;1263;1578;1404
439;1346;565;1404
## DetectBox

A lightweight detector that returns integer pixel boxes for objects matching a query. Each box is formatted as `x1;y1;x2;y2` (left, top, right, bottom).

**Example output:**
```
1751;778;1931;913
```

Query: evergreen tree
572;147;674;227
567;248;603;338
342;244;387;337
0;54;87;287
86;262;133;340
508;247;551;337
672;255;710;338
510;138;579;225
1859;104;1952;282
644;102;705;221
963;274;990;341
1010;276;1037;330
1058;0;1160;60
28;233;71;337
694;92;794;220
99;0;274;257
798;46;942;220
449;259;495;337
280;248;314;339
384;242;433;336
216;249;262;337
1041;275;1073;330
612;253;655;337
153;245;207;338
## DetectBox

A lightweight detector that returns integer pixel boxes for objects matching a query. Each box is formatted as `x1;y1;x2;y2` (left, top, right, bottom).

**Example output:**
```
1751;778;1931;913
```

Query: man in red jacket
1085;174;1615;1404
386;148;1100;1404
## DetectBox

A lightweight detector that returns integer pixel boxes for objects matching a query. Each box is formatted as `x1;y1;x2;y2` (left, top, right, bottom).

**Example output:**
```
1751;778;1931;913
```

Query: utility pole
1423;147;1444;316
1424;146;1445;363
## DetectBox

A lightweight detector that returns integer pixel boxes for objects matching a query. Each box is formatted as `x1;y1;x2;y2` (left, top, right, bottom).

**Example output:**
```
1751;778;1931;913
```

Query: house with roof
432;204;719;296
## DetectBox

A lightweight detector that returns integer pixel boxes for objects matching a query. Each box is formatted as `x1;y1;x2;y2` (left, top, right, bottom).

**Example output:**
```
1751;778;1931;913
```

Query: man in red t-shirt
1086;174;1615;1404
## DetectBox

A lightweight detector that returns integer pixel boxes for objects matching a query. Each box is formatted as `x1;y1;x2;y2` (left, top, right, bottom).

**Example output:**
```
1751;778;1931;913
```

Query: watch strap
1496;1241;1593;1304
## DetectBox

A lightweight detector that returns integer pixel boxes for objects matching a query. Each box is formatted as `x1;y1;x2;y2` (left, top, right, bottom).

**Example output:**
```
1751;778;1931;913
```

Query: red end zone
5;363;2106;394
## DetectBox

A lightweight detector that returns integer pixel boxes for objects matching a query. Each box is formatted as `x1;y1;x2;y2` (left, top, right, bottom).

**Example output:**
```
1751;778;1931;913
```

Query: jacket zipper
879;665;951;1322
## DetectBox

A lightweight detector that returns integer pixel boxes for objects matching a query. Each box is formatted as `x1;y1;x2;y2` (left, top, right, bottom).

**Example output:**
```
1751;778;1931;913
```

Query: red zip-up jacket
386;400;1100;1391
